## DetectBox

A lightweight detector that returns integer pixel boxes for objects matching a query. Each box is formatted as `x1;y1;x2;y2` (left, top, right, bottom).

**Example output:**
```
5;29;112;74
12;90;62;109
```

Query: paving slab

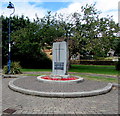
12;76;109;92
2;76;119;115
8;76;113;97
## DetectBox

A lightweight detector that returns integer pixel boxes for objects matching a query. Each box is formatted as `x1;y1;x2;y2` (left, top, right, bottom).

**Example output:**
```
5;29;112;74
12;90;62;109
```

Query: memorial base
50;74;70;79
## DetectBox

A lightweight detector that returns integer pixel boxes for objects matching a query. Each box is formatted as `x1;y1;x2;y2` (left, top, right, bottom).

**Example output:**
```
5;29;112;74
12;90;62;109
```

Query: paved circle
8;76;113;97
2;76;119;114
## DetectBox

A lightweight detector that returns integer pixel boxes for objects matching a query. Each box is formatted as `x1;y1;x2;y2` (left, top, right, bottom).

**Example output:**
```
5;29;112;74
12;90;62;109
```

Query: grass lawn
21;68;51;72
21;65;118;75
21;65;119;83
69;65;119;75
72;74;118;83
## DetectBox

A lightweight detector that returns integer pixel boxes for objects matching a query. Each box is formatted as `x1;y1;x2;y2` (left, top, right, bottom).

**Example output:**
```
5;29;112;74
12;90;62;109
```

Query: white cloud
1;0;42;2
57;2;82;14
14;2;47;20
1;2;48;21
96;0;118;11
86;0;118;23
1;0;79;2
1;0;118;23
95;0;118;23
56;0;118;23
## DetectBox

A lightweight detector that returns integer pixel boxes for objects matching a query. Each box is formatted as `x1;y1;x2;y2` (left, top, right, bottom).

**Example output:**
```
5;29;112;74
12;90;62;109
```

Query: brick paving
2;76;119;115
13;76;109;92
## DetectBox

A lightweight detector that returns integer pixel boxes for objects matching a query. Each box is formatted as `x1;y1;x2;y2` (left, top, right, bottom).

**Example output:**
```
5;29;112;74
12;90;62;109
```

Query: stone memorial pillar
52;41;69;76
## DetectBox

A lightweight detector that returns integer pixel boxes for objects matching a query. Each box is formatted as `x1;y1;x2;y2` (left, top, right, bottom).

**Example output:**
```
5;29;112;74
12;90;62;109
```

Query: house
107;49;115;57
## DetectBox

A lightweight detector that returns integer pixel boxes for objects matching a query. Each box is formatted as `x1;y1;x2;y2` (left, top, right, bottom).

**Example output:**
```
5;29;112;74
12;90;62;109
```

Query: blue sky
28;2;72;11
0;0;119;23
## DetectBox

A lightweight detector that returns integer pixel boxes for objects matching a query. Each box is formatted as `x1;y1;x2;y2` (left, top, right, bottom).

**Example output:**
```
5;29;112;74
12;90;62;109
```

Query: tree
0;17;2;68
2;4;119;69
71;4;119;58
11;22;52;68
35;11;65;46
114;37;120;71
2;15;30;66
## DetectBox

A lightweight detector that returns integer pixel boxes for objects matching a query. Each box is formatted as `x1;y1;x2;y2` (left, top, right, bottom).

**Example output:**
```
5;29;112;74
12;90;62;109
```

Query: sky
0;0;119;23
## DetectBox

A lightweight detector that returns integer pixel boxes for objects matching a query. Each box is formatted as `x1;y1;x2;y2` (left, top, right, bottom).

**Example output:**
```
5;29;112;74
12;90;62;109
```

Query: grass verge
20;65;119;83
69;65;118;75
21;69;51;72
71;74;118;83
21;65;119;75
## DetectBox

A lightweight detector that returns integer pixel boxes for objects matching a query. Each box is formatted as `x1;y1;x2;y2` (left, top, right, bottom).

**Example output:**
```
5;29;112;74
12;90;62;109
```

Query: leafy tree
0;17;2;68
2;15;30;66
11;22;52;68
35;11;65;46
72;4;119;58
115;37;120;71
2;4;119;69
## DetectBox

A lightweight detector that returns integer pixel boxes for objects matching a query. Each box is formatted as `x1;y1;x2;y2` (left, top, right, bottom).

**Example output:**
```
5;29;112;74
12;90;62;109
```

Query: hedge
70;60;117;65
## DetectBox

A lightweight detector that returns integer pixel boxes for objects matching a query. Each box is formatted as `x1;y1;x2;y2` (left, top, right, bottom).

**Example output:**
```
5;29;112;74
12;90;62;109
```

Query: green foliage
3;62;22;74
3;65;8;74
114;38;120;71
2;4;119;69
114;38;120;56
34;11;65;46
72;4;119;58
11;22;52;69
2;15;31;66
116;59;120;71
93;56;106;60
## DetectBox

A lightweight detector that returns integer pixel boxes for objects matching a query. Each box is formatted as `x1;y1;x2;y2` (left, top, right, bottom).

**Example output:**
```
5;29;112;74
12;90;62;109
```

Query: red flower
40;76;78;81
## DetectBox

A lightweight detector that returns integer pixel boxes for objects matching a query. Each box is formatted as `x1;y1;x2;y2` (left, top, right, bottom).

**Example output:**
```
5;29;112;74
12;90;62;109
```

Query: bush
70;60;117;65
3;65;8;74
3;61;22;74
116;59;120;71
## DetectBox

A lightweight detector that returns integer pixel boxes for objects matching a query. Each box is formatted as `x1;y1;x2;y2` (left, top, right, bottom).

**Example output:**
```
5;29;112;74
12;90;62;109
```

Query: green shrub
3;62;22;74
3;65;8;74
116;59;120;71
73;60;117;65
93;56;105;60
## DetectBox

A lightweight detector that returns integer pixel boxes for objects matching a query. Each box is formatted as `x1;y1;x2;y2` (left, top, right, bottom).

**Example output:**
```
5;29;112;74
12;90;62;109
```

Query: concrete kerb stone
63;83;113;97
112;83;120;87
8;76;113;98
2;74;18;78
2;74;26;78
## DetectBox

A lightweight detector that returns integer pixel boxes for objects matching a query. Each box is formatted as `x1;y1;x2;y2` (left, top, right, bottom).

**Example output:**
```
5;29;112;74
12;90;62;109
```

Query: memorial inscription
54;62;64;70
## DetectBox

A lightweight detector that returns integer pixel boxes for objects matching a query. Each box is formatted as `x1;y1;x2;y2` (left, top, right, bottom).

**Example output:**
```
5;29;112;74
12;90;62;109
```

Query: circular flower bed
37;75;84;83
41;76;78;81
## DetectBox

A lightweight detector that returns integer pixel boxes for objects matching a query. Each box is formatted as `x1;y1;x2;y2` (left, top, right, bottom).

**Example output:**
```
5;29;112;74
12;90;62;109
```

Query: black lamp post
7;2;15;73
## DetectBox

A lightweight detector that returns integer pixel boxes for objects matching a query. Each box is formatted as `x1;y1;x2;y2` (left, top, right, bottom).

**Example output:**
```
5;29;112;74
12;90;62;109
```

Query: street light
7;2;15;73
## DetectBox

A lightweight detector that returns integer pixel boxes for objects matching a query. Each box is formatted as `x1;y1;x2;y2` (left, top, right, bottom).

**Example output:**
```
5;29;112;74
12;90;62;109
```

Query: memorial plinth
52;41;69;76
37;41;83;82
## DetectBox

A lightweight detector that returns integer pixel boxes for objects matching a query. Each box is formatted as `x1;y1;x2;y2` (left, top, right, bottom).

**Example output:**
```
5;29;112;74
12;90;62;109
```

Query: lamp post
7;2;15;73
